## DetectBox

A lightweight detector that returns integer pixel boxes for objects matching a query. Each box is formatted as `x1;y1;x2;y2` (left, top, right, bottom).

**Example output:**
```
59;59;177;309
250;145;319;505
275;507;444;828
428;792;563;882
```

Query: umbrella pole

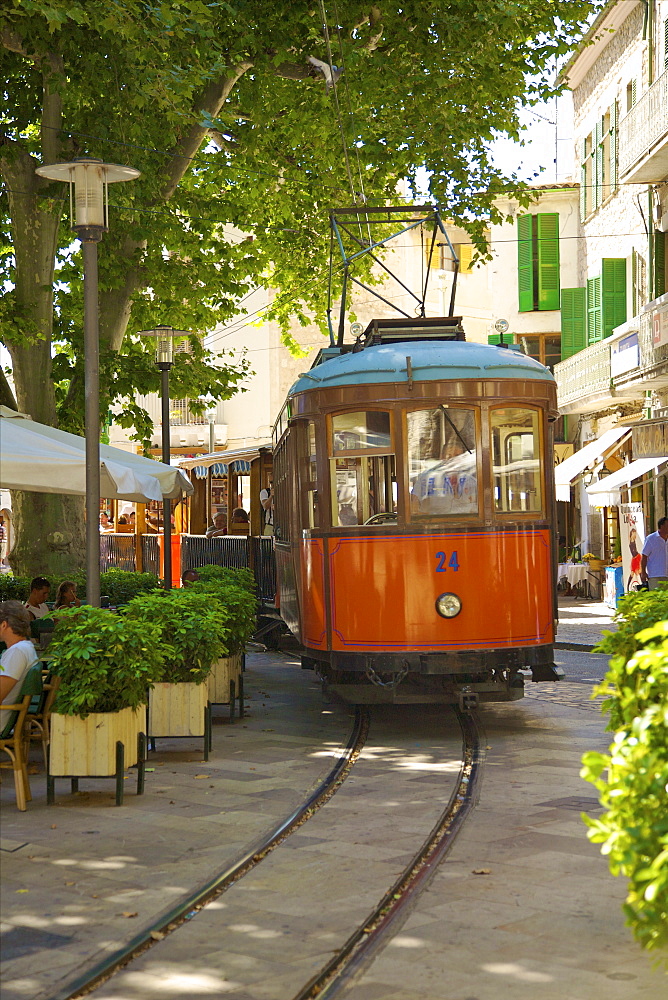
83;238;101;608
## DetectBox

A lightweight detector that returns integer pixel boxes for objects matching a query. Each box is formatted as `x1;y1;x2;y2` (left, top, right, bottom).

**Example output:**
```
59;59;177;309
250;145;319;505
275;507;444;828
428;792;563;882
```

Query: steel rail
292;707;483;1000
54;707;370;1000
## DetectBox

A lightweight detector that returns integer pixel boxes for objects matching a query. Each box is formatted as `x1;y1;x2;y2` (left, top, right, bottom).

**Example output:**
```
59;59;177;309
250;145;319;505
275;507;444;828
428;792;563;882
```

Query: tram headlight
435;593;462;619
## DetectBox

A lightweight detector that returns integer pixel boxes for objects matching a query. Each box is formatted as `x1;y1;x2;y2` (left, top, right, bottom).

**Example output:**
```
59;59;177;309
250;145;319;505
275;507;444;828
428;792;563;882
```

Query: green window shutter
654;231;666;299
561;288;587;359
610;102;618;190
517;214;534;312
488;334;502;345
601;258;627;337
536;213;560;310
594;120;603;210
664;19;668;70
580;140;587;221
587;276;602;343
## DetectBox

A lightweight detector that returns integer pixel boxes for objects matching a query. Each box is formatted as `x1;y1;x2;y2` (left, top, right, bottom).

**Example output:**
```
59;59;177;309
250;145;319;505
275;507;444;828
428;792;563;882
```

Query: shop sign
553;442;574;466
611;332;639;377
620;503;645;594
632;420;668;459
653;305;668;347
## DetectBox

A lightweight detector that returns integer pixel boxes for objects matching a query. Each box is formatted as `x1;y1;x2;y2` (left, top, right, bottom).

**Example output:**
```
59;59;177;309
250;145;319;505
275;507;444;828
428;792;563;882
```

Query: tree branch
1;27;37;60
160;60;253;201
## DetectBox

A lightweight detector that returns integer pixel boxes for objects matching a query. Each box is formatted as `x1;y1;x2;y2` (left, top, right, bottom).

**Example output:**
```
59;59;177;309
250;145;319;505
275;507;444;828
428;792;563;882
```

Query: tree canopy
0;0;600;573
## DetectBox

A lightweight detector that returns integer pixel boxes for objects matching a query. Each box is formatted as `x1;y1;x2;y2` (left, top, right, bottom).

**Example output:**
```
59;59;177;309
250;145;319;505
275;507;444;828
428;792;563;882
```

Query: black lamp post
35;158;140;606
139;326;189;590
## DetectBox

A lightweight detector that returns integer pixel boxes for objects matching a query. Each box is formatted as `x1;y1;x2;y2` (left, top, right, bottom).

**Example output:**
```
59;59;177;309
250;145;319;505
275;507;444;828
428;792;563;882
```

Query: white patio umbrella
0;406;193;502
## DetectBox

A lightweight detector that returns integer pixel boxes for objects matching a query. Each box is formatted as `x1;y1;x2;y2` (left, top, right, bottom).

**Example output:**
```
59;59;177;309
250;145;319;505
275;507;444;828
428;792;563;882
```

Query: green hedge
581;588;668;958
49;606;166;717
0;569;159;605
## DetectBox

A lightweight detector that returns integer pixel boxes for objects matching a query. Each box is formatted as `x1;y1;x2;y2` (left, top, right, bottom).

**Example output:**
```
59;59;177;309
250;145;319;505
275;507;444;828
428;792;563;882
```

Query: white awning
0;406;193;501
586;457;668;508
554;426;630;502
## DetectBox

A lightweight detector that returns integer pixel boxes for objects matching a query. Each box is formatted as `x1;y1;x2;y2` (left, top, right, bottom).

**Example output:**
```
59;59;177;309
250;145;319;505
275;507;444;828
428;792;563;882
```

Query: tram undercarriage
302;646;564;707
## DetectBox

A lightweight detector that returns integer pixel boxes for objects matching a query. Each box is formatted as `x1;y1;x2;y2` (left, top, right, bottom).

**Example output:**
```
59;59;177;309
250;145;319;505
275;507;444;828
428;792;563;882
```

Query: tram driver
410;435;477;516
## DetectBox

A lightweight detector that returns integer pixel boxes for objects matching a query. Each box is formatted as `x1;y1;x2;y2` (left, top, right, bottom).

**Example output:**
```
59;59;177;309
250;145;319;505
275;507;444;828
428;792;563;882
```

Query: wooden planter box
50;705;146;775
48;705;147;806
148;681;208;737
586;559;605;572
207;654;243;704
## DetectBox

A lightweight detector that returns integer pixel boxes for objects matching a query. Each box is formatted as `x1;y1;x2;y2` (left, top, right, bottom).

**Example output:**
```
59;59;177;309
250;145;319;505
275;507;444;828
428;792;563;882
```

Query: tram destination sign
632;419;668;459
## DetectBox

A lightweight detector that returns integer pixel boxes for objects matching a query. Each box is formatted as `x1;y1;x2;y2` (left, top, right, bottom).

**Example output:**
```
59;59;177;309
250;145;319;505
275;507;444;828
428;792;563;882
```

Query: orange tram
272;318;564;706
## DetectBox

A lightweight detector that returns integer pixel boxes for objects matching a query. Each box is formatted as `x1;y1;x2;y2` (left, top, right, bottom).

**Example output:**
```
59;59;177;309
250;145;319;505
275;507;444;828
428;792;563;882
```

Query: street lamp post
35;158;140;606
139;326;189;590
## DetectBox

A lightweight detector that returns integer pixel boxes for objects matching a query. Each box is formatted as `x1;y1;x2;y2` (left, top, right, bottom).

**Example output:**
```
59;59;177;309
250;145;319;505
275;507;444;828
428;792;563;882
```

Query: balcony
554;340;613;415
619;69;668;183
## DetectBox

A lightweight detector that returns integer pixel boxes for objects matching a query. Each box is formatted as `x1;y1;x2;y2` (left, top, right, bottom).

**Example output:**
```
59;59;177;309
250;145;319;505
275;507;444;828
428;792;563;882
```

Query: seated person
206;512;227;538
99;511;114;533
411;438;477;516
229;507;250;533
54;581;81;609
24;577;51;620
182;568;200;587
0;601;38;732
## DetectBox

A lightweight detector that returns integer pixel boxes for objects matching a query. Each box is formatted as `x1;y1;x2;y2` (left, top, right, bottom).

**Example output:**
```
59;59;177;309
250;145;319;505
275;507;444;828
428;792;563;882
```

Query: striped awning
188;456;257;479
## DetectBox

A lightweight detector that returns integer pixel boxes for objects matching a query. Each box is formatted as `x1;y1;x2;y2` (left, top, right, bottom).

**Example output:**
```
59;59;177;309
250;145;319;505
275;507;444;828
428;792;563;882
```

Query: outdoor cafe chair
0;664;43;811
27;670;61;768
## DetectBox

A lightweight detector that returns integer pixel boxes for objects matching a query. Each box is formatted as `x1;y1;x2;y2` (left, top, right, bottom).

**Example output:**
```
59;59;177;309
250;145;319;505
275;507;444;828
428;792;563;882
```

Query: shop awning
178;444;270;480
586;457;668;508
554;426;630;502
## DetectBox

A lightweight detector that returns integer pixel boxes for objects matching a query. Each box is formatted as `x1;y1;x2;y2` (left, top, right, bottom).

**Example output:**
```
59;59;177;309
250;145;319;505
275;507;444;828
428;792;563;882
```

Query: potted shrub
125;590;229;753
46;606;166;803
189;577;257;712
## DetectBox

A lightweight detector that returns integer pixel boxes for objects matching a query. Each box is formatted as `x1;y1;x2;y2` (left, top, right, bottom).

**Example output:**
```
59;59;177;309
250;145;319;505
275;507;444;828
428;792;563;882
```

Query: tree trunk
2;55;86;579
9;491;86;580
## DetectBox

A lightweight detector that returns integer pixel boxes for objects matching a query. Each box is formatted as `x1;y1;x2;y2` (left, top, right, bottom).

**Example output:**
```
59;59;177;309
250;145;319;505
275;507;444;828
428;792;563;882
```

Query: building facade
554;0;668;564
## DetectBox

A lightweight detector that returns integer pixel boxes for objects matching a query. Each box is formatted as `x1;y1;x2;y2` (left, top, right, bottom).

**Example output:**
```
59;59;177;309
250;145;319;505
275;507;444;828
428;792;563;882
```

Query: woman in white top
0;601;38;731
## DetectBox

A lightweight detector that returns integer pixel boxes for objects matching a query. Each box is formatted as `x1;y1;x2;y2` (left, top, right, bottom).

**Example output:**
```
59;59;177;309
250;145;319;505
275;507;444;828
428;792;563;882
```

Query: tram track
55;707;370;1000
292;708;483;1000
61;704;481;1000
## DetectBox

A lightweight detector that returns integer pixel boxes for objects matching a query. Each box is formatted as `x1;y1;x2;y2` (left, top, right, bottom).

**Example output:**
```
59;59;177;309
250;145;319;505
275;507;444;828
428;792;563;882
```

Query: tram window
331;411;391;453
490;407;542;513
407;407;478;516
331;454;396;527
297;420;319;529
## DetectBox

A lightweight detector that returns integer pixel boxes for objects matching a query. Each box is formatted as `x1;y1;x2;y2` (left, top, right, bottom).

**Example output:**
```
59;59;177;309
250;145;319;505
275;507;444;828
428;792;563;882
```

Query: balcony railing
619;69;668;180
554;340;611;410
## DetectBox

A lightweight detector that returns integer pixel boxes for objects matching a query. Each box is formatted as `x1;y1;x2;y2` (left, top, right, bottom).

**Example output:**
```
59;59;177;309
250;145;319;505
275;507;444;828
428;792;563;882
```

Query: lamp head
35;158;140;233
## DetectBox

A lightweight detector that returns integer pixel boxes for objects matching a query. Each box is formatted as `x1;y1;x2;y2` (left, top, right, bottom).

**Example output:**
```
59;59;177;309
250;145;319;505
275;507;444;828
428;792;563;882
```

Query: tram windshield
408;407;478;516
490;407;542;513
330;411;396;526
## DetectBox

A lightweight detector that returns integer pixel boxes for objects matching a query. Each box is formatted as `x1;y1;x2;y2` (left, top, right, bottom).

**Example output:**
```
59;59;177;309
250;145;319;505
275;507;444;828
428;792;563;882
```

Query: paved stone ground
555;596;617;651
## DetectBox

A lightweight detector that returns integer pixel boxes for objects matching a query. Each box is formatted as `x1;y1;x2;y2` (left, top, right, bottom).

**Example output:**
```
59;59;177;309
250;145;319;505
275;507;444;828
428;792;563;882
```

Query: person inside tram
411;435;477;515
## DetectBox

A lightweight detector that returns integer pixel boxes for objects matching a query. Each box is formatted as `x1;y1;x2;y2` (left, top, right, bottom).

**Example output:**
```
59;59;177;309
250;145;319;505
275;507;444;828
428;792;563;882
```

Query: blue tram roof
288;340;554;396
